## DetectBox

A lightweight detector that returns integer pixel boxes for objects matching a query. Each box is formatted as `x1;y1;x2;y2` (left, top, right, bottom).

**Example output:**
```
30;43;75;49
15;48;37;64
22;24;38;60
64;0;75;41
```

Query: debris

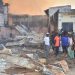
26;54;34;59
0;73;9;75
0;44;12;54
42;65;54;75
24;72;41;75
6;55;35;69
15;25;28;35
33;51;39;61
5;32;44;48
39;58;46;64
26;52;39;61
48;65;65;75
13;74;24;75
5;38;27;47
0;58;11;72
55;60;69;73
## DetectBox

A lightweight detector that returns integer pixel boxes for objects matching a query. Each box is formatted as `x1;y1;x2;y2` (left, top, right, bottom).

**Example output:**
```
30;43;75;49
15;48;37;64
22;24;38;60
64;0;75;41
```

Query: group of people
43;31;75;61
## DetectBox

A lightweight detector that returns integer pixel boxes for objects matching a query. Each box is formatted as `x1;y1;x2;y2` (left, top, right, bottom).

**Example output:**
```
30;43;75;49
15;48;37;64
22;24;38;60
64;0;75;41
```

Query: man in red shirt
54;33;60;56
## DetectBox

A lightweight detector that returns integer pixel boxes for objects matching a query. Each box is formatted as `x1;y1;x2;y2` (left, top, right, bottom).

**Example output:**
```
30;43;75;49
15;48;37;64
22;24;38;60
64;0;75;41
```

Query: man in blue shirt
61;31;69;57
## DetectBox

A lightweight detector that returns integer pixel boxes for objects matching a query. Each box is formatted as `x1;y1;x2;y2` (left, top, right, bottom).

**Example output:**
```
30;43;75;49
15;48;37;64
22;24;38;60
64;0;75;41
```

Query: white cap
46;32;49;34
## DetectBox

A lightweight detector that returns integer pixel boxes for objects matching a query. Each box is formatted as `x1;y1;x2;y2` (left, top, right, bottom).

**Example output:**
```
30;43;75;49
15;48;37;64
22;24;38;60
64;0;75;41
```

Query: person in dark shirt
51;31;56;51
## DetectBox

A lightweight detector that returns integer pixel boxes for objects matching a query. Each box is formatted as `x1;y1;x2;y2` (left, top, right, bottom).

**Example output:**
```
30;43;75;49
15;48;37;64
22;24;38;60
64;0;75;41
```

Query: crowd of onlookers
43;31;75;62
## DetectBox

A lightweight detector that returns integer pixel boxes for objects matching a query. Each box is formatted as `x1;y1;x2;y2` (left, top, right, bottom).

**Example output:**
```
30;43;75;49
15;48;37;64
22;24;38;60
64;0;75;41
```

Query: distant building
45;5;75;33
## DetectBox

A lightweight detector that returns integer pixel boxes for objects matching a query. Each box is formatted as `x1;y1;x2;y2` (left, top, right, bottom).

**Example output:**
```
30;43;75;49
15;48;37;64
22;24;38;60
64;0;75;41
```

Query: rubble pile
0;26;73;75
5;31;44;48
0;45;70;75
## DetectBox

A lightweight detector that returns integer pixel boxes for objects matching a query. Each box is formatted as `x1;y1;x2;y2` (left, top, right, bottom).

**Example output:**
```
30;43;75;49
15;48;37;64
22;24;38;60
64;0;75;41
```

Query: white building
45;5;75;33
58;9;75;32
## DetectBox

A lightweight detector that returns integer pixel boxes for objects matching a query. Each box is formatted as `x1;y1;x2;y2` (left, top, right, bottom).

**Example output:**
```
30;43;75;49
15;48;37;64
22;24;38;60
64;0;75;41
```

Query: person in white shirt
68;35;73;46
68;34;74;58
43;32;50;62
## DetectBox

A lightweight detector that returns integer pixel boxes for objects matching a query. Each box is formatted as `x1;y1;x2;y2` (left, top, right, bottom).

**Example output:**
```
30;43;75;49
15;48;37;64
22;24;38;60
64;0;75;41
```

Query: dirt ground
50;52;75;75
0;46;74;75
5;50;75;75
67;68;75;75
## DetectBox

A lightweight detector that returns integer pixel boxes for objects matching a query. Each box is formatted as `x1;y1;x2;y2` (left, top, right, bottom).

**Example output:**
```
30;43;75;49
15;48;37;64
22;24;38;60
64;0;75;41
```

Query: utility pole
48;9;51;33
4;3;9;26
27;15;29;30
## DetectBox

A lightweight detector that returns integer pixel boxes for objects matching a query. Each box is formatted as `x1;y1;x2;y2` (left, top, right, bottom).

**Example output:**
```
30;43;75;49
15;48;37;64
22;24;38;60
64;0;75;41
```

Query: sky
3;0;75;15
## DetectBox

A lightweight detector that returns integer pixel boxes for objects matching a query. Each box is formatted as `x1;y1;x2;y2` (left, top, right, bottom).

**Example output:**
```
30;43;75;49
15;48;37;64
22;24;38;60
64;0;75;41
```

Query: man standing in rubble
54;32;60;56
43;32;50;63
61;31;69;57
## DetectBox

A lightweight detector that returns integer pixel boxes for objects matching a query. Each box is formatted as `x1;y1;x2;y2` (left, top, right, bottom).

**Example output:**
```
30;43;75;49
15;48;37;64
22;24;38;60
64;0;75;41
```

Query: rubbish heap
0;45;70;75
0;25;71;75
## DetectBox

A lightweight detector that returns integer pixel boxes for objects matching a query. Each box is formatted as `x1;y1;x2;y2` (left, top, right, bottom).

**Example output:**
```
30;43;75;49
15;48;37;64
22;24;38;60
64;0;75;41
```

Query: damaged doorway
62;22;73;32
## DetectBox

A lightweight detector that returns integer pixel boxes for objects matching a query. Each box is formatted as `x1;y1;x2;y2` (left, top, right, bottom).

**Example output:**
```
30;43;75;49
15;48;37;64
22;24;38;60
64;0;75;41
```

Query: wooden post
48;9;51;33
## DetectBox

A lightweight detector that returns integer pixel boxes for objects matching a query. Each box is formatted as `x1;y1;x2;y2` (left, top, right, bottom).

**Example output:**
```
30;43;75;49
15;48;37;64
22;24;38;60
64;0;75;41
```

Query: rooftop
45;5;75;16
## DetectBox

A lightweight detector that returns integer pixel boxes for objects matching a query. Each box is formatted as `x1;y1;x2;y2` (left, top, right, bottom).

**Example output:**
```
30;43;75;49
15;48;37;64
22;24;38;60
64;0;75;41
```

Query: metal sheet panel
49;5;71;16
4;6;8;25
0;13;4;26
49;8;58;16
15;25;27;35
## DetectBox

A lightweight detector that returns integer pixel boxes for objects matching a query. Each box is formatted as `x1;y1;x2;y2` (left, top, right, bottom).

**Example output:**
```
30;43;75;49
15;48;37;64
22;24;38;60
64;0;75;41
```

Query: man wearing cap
43;32;50;62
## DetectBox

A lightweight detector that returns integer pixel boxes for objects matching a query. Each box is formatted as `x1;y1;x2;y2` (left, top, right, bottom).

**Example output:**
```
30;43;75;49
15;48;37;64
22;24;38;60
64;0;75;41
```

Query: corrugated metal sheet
59;9;75;14
0;27;10;39
4;5;8;25
0;0;4;13
49;8;58;16
0;13;4;26
46;5;71;16
15;25;28;35
58;5;71;12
